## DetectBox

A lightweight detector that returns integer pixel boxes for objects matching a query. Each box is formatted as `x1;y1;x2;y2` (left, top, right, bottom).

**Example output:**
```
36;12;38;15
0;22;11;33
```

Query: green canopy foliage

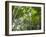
12;6;41;31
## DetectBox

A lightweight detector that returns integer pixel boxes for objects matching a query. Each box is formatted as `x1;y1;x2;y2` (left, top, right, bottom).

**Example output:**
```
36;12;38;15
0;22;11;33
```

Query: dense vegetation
12;6;41;31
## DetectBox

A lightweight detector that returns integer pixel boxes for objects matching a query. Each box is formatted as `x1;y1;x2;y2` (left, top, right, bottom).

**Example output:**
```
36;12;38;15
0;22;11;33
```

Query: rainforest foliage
12;6;41;31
